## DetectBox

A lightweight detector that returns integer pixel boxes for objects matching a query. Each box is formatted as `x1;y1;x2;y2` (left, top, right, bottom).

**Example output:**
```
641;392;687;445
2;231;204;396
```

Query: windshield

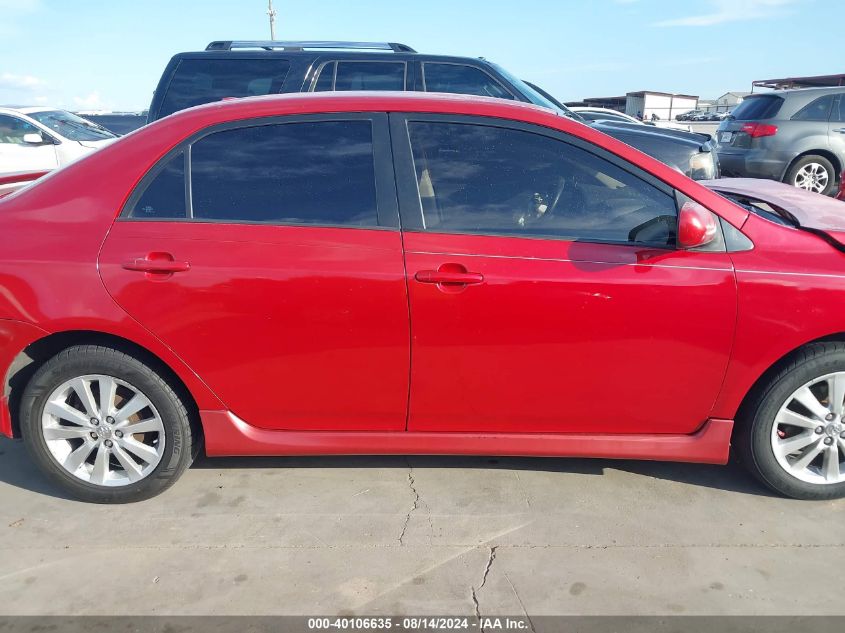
728;95;783;121
486;63;573;113
28;110;116;142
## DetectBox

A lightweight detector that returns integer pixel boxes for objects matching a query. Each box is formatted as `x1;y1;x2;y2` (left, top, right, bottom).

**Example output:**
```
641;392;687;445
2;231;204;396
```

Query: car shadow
0;435;775;500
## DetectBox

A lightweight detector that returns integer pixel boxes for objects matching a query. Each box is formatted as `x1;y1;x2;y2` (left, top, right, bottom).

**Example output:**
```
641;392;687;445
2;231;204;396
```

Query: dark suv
717;87;845;196
148;40;718;180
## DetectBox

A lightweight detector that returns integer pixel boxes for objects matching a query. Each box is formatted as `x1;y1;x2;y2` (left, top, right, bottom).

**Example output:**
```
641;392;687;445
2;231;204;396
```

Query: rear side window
313;61;405;91
406;121;677;245
158;58;291;118
834;96;845;123
422;64;514;100
129;152;186;219
190;121;378;226
729;95;783;120
127;121;379;226
791;95;835;121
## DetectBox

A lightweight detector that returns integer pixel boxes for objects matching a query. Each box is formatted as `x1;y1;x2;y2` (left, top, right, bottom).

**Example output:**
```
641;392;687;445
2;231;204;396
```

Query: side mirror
678;200;719;249
22;132;45;145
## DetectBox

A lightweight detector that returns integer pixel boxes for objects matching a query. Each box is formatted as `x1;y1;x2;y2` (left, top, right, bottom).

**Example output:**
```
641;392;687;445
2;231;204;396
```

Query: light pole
267;0;277;40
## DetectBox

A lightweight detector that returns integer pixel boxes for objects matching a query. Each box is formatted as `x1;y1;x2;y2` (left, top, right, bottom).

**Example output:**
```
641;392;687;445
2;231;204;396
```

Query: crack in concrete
398;461;420;546
471;546;498;632
504;571;535;632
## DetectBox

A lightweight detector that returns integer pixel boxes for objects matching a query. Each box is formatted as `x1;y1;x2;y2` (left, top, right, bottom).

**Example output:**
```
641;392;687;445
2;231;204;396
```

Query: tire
20;345;194;503
784;155;837;197
736;342;845;500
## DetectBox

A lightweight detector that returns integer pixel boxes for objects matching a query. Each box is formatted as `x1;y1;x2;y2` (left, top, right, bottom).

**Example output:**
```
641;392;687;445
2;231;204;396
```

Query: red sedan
1;93;844;503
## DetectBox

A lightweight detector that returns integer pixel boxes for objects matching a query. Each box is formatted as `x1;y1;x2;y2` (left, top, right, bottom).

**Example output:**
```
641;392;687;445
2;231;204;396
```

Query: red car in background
1;92;845;503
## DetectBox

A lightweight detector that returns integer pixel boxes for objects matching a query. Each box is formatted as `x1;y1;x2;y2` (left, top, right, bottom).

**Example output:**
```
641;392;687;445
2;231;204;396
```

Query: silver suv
716;87;845;196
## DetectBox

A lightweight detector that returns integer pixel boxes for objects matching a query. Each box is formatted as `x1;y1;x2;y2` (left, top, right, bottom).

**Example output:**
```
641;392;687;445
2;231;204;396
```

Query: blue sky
0;0;839;112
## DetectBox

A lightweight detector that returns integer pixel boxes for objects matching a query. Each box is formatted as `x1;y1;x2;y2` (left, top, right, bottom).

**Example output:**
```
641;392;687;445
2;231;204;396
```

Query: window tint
0;114;39;144
729;95;783;120
313;62;335;91
128;152;186;219
328;61;405;91
407;121;677;245
422;64;514;100
159;59;291;117
835;96;845;123
190;120;378;226
792;95;835;121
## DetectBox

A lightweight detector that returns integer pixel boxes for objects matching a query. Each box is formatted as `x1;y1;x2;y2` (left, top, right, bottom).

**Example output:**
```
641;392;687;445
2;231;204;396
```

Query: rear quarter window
729;95;783;120
158;58;291;118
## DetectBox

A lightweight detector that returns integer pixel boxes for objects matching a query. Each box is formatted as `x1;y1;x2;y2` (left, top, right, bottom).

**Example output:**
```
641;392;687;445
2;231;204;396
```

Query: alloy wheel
771;372;845;485
40;374;165;487
793;162;829;193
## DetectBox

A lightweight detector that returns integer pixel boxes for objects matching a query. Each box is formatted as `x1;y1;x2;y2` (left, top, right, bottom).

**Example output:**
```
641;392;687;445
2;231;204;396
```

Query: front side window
407;121;677;246
0;114;40;144
313;61;405;91
791;95;835;121
159;59;291;118
422;64;514;100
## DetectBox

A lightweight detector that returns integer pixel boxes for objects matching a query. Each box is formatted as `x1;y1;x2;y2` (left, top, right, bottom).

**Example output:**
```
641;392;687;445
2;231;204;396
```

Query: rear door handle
122;253;190;274
834;128;845;134
415;264;484;288
415;270;484;284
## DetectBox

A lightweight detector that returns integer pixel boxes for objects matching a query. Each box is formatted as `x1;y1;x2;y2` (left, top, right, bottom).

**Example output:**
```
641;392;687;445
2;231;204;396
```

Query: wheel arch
4;329;206;440
783;150;842;183
733;332;845;436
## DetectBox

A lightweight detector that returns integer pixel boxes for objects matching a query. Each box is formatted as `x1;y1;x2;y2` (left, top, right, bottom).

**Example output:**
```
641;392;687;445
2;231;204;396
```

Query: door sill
201;412;733;465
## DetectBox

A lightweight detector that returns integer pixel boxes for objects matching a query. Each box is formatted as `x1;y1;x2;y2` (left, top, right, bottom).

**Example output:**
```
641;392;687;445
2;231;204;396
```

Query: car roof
0;106;57;116
164;90;550;123
751;86;845;97
171;49;495;66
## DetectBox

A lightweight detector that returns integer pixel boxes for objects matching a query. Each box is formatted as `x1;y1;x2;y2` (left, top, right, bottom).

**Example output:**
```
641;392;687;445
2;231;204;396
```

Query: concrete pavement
0;435;843;615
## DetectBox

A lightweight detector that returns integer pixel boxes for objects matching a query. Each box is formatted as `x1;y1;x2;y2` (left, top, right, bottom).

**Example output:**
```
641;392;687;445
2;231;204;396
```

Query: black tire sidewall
748;348;845;500
786;155;837;197
20;347;192;503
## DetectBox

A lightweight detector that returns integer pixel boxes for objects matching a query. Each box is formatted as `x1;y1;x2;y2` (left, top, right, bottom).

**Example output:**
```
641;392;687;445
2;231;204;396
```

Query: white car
571;107;694;132
0;106;117;174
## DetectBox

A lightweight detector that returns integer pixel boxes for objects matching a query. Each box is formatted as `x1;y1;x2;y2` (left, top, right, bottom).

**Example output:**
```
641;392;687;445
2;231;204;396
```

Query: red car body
2;93;845;466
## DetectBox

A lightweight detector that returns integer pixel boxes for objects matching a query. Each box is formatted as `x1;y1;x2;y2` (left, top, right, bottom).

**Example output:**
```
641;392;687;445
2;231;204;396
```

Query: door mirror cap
22;133;45;145
678;201;719;249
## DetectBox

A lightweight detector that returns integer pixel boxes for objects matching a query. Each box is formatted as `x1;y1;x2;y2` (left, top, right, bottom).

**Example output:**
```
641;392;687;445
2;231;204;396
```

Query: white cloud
0;72;45;88
654;0;798;27
72;91;106;109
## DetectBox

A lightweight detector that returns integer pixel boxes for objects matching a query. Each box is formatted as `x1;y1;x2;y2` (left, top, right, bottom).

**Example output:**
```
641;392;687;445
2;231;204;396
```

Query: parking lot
1;435;843;616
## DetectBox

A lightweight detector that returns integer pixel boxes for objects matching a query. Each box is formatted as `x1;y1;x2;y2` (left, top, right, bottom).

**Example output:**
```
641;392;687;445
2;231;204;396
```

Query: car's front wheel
785;155;837;196
738;342;845;499
20;345;195;503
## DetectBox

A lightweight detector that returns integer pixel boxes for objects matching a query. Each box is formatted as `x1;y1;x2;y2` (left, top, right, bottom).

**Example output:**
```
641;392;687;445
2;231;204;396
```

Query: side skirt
201;412;734;465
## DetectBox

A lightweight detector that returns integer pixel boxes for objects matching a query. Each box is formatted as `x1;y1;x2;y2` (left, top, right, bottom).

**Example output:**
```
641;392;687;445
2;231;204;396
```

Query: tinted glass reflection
408;121;677;245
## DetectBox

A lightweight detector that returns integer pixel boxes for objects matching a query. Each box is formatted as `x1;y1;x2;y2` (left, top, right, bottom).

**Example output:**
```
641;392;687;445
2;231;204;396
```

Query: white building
623;91;698;121
700;92;752;113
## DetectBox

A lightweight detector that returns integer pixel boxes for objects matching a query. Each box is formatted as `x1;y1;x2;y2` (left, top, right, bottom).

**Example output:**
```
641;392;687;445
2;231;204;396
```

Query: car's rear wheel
785;155;837;196
20;345;194;503
737;342;845;499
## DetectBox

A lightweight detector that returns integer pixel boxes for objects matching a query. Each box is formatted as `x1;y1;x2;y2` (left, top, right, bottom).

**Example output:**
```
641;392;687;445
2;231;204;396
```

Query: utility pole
267;0;277;40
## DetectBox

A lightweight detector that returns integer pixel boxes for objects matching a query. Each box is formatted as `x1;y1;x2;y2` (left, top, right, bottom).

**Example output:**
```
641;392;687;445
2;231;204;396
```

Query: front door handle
415;264;484;290
834;128;845;134
122;253;190;274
